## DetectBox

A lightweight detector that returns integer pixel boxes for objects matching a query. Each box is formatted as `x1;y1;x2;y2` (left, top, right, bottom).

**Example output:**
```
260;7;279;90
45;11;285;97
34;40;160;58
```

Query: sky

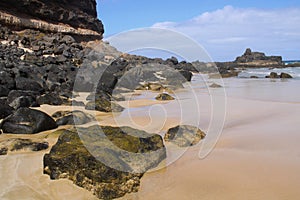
97;0;300;61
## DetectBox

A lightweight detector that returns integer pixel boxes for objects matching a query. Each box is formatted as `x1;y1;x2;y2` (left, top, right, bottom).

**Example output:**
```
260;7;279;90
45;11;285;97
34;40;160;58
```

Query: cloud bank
152;6;300;61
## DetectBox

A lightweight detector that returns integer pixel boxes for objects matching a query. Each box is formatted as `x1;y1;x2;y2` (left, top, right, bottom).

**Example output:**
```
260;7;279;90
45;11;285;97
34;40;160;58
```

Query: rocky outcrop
0;0;103;36
44;126;166;199
164;125;206;147
234;48;283;68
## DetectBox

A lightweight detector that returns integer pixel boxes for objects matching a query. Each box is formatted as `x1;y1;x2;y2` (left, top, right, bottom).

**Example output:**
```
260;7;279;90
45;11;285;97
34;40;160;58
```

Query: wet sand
1;77;300;199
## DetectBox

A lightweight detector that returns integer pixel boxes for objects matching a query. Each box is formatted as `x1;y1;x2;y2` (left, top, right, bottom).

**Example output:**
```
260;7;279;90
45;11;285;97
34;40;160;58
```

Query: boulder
0;85;9;97
164;125;206;147
1;108;57;134
44;125;166;199
7;90;39;105
15;77;44;93
0;104;14;119
37;93;64;106
266;72;279;78
155;93;175;101
280;72;293;79
53;110;95;126
9;96;38;109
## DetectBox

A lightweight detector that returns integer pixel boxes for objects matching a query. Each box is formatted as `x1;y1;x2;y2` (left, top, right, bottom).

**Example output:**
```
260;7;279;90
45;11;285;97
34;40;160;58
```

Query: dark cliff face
0;0;104;36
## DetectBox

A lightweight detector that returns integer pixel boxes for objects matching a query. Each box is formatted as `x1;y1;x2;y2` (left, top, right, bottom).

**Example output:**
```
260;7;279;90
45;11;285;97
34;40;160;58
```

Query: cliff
0;0;104;37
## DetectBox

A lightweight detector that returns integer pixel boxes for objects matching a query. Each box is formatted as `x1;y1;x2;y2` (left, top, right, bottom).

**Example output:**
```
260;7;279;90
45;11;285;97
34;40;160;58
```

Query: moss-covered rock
44;125;166;199
164;125;206;147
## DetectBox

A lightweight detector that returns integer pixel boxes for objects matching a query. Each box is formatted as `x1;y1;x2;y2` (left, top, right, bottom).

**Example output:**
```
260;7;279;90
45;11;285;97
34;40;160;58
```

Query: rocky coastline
0;0;299;199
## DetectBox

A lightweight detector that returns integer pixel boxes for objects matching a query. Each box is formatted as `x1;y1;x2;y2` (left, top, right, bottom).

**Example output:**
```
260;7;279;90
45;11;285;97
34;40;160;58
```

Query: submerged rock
155;93;175;101
1;108;57;134
44;126;166;199
164;125;206;147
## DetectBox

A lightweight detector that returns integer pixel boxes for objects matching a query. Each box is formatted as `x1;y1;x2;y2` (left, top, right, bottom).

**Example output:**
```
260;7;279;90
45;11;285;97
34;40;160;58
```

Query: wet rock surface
164;125;206;147
44;126;166;199
0;138;49;155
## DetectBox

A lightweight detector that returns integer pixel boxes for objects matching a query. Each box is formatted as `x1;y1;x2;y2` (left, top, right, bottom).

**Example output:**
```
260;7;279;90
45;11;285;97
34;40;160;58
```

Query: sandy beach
1;77;300;199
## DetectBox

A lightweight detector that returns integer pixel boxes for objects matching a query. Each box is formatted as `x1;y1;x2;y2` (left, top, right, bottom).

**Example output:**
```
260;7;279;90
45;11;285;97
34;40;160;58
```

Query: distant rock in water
280;72;293;79
0;0;103;36
265;72;293;79
44;126;166;199
234;48;283;68
164;125;206;147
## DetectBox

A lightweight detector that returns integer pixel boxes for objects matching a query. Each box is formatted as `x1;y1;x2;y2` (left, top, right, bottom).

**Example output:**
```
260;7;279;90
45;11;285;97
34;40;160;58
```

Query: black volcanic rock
0;0;104;36
1;107;57;134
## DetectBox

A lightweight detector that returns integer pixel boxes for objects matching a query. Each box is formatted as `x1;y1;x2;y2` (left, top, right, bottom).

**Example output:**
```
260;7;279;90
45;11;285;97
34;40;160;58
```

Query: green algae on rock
44;125;166;199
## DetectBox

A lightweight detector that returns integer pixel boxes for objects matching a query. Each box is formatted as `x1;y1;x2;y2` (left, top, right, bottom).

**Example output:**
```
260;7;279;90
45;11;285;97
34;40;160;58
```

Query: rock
250;76;259;78
0;70;15;89
44;125;166;199
15;77;44;93
209;83;222;88
166;56;179;65
179;70;193;81
164;125;206;147
155;93;175;101
7;90;39;105
280;72;293;79
9;96;37;109
266;72;279;78
53;110;95;126
0;138;48;155
1;108;57;134
0;147;8;155
0;85;9;97
37;93;64;106
61;35;76;45
85;98;124;113
0;104;14;119
235;48;283;67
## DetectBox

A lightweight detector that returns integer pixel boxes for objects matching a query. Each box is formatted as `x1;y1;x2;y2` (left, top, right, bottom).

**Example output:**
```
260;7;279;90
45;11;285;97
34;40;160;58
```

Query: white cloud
152;6;300;61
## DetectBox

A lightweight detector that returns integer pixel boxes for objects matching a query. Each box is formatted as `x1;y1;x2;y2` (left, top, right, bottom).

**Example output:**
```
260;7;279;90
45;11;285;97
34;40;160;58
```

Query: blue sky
97;0;300;61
